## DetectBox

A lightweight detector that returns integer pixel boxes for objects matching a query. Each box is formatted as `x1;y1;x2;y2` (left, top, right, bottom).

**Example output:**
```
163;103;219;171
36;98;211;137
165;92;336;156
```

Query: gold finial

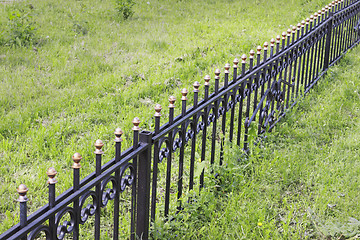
168;96;176;108
204;75;210;86
314;12;318;18
114;128;124;142
270;38;275;47
94;139;104;155
46;167;58;184
233;58;239;68
154;104;162;117
193;81;200;92
224;63;230;73
72;152;82;169
287;29;291;35
17;184;29;202
249;50;255;59
297;23;301;29
325;5;329;11
318;10;322;15
292;26;297;32
276;35;281;43
132;117;140;131
214;69;220;79
256;46;262;54
301;20;306;27
328;3;332;8
310;15;314;21
241;54;247;63
322;8;326;13
282;32;286;39
306;18;310;24
263;42;268;50
181;88;188;101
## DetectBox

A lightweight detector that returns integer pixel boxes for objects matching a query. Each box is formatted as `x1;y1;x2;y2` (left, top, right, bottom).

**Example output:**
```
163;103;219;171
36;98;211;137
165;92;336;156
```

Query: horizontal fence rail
1;0;360;239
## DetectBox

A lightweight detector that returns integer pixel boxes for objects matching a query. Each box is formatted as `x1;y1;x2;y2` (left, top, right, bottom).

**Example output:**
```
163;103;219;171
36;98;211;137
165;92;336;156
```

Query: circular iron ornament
235;94;241;102
55;206;75;240
158;137;170;163
119;163;135;191
100;175;117;207
185;126;194;143
218;106;225;116
28;225;51;240
79;190;97;224
172;128;182;151
227;100;234;111
265;74;271;82
271;69;277;78
197;121;205;132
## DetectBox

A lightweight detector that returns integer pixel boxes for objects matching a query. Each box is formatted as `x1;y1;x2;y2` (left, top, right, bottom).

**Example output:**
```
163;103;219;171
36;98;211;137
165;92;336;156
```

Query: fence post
17;184;28;240
323;12;334;70
136;130;153;240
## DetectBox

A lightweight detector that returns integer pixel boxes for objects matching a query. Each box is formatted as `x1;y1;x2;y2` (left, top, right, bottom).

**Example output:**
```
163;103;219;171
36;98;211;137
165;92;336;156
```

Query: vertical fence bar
210;69;220;165
136;131;153;240
220;64;230;166
165;97;175;217
17;184;28;240
200;76;210;188
114;129;123;240
229;59;238;142
177;88;188;210
151;105;161;222
131;118;140;239
244;51;252;152
324;12;334;70
94;140;104;240
72;153;82;240
189;82;199;190
236;55;246;146
47;167;57;240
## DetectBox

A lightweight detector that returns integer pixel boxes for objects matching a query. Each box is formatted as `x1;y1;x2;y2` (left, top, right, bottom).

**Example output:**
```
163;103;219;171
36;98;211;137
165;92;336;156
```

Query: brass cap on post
314;12;318;18
46;167;58;184
287;28;291;36
168;96;176;108
325;5;329;11
282;32;286;39
276;35;281;43
306;18;310;24
310;15;314;22
322;8;326;14
154;104;162;117
263;42;268;50
301;20;306;27
181;88;188;101
328;3;332;8
297;23;301;29
249;50;255;59
233;58;239;68
214;69;220;79
270;38;275;47
241;54;247;63
204;75;210;86
94;139;104;154
72;152;82;169
193;81;200;92
224;63;230;73
132;117;140;131
292;25;297;32
318;10;322;15
114;128;124;142
256;46;262;54
17;184;29;202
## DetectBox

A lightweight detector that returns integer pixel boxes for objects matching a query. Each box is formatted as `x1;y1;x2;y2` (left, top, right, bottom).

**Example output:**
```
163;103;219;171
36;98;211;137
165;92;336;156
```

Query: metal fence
1;0;360;239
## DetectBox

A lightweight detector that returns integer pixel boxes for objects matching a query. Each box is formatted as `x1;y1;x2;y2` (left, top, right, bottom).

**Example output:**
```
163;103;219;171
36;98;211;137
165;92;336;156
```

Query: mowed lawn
1;0;356;238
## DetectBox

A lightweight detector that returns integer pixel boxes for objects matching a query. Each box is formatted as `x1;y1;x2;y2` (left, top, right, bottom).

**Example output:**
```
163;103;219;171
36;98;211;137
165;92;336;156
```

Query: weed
115;0;135;20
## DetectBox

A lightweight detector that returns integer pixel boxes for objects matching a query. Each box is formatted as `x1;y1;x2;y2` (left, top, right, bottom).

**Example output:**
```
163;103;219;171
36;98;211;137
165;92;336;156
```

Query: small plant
2;6;36;47
115;0;135;20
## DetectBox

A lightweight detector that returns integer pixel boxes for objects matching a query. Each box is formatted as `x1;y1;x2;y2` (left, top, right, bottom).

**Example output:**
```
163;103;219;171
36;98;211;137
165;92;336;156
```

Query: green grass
0;0;355;238
151;46;360;239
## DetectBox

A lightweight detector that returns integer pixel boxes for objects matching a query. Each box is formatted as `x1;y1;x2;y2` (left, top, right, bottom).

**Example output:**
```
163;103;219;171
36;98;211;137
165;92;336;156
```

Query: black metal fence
1;0;360;239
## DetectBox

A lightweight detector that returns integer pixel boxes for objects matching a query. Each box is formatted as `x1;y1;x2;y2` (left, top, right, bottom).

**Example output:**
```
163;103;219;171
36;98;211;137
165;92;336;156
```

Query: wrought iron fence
1;0;360;239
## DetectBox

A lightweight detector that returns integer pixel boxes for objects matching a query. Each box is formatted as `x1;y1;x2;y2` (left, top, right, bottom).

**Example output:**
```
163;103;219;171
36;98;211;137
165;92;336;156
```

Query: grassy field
151;46;360;239
0;0;355;238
